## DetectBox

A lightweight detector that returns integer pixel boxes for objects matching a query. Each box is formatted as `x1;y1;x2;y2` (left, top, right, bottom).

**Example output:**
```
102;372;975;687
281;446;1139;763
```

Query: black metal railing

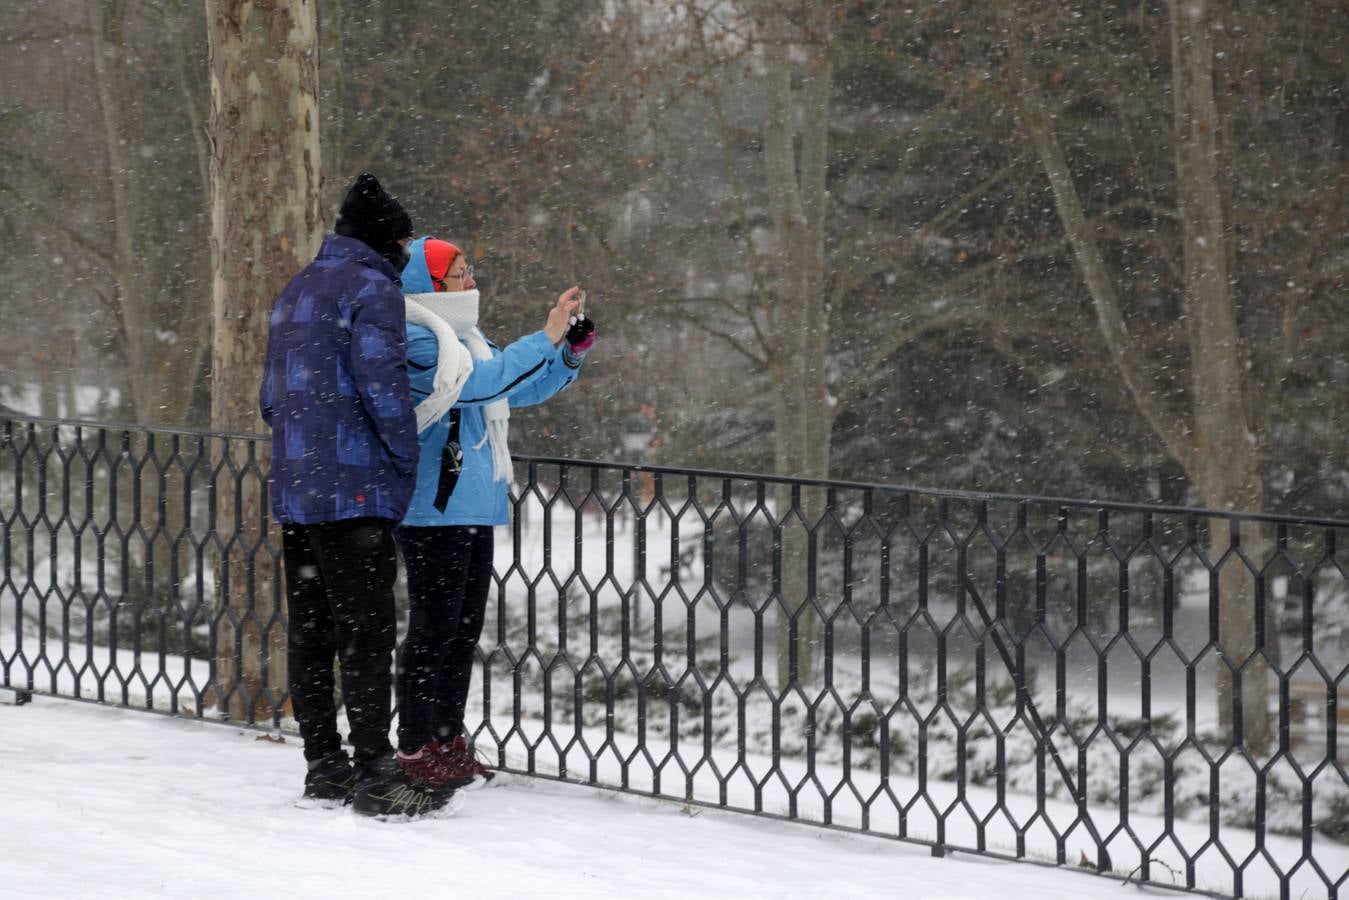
2;412;1346;899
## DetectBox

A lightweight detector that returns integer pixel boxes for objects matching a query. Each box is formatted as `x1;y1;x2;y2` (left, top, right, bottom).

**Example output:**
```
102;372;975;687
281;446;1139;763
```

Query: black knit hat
334;173;413;250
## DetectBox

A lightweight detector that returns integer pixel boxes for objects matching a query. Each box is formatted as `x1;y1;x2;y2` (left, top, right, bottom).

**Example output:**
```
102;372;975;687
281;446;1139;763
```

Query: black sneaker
299;750;357;808
351;755;465;820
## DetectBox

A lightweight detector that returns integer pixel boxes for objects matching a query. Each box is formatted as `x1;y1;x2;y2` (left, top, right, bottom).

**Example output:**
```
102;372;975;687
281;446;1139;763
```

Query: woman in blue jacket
394;237;595;789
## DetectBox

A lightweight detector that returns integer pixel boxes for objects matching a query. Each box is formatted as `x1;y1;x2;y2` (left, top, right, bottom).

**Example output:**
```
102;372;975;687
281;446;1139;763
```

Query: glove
563;314;595;369
565;314;596;354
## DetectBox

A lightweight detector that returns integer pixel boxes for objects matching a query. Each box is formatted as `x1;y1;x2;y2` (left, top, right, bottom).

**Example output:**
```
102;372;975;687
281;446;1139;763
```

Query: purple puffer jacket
259;235;420;524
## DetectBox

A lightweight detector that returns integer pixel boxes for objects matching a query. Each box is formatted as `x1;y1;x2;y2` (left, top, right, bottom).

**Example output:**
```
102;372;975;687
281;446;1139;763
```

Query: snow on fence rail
2;412;1346;900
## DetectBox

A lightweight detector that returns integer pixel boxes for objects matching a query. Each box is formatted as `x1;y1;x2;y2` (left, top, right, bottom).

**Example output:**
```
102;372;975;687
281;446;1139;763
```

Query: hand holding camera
544;287;583;344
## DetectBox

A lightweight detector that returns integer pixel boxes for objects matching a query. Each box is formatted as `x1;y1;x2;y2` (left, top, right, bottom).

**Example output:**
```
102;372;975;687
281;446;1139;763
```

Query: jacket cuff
562;346;588;369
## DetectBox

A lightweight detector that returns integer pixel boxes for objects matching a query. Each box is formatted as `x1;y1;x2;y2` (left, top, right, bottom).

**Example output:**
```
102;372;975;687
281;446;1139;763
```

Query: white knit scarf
404;289;513;482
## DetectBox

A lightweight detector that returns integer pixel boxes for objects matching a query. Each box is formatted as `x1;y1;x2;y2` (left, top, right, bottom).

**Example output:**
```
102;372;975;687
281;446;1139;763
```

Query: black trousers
283;517;399;767
394;525;494;753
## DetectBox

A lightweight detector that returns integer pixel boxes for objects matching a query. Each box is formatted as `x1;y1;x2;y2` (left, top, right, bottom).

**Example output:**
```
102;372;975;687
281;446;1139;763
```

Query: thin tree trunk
87;2;153;421
1006;37;1194;474
88;1;210;427
1168;0;1271;748
1007;1;1272;748
164;0;215;427
206;0;321;722
762;1;836;691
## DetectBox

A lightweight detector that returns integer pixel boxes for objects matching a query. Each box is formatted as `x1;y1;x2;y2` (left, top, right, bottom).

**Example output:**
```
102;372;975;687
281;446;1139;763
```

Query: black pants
283;517;399;768
394;525;494;753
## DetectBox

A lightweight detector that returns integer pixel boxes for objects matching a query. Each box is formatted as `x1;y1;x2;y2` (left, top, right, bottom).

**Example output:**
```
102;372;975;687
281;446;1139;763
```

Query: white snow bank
3;696;1150;900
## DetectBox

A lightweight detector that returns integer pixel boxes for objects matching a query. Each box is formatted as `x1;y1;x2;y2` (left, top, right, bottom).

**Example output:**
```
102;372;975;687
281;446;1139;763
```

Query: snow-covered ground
0;696;1191;900
0;384;119;420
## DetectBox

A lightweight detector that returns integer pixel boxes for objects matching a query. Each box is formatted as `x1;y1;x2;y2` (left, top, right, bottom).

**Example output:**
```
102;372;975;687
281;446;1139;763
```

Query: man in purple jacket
259;173;459;819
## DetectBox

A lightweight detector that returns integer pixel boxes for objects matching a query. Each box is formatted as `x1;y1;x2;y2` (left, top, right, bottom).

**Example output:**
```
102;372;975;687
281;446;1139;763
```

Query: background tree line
1;0;1344;731
2;0;1342;518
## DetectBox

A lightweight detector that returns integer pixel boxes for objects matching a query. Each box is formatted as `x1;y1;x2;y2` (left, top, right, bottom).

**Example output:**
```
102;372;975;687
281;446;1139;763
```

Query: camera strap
432;409;463;513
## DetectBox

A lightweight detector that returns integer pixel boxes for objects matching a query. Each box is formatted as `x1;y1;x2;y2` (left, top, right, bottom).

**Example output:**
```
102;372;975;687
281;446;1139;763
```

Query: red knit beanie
423;239;462;283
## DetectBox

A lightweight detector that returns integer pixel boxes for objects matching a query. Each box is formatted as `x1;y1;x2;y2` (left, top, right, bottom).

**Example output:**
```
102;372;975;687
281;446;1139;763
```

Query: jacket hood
401;237;438;293
319;234;403;285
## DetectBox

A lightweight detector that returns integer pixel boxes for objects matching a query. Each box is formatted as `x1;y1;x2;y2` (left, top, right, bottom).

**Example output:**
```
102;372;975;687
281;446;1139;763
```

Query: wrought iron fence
2;412;1346;899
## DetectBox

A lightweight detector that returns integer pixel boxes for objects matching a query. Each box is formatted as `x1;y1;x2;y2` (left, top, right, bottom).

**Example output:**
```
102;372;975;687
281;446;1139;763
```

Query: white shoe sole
465;769;510;791
294;796;350;810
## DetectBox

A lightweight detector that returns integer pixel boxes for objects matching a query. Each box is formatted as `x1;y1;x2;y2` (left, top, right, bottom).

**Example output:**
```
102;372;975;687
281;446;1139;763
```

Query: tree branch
681;315;768;368
1006;19;1195;473
920;160;1023;238
167;0;211;199
696;325;771;367
0;180;116;268
646;292;756;323
835;307;995;409
687;0;772;355
337;91;406;180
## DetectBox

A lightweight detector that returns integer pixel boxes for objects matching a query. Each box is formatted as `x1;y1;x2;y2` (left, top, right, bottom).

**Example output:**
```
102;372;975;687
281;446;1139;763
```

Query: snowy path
3;697;1154;900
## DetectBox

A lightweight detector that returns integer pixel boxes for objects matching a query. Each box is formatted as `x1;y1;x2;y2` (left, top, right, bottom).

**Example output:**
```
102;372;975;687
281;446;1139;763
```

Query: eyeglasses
432;265;473;290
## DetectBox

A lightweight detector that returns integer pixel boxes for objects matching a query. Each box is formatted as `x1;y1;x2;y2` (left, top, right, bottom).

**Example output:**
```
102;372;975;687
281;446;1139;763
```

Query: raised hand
544;287;583;344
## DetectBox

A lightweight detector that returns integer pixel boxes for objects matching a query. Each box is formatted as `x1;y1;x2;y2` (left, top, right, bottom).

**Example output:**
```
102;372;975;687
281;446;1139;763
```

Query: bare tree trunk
87;2;153;420
1007;0;1272;748
85;2;204;637
87;1;212;428
206;0;321;721
1169;0;1271;748
762;2;836;691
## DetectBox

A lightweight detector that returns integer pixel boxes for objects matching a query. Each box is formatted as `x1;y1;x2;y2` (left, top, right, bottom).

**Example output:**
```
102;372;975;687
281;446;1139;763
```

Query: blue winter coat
259;235;420;525
399;239;583;527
